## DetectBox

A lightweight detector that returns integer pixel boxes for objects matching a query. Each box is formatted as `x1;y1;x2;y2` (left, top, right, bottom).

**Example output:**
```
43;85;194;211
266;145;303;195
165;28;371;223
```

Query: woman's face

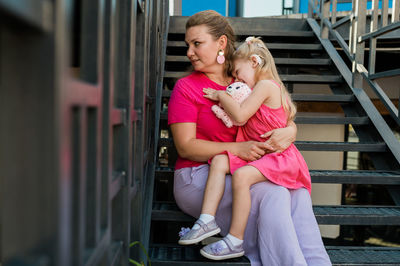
233;59;256;88
185;25;220;73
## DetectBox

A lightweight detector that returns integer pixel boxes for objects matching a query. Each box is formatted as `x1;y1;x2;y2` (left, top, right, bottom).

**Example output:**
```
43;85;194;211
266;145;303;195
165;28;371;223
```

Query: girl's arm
170;122;272;162
204;80;273;124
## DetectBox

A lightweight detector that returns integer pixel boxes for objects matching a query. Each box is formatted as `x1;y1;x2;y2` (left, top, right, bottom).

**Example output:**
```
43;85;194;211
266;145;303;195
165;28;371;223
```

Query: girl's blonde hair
186;10;236;78
233;37;297;122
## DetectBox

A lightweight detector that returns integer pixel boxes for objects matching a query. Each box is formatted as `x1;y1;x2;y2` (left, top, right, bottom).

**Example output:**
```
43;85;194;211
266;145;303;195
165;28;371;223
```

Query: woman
168;10;331;266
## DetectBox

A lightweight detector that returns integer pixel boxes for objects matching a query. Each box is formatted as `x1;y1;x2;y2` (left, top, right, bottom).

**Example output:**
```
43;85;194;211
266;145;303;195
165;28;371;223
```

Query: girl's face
185;25;221;73
233;59;257;88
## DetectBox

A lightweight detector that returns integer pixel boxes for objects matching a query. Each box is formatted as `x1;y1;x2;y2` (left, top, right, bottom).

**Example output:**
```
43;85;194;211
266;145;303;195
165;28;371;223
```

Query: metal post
321;0;330;38
368;0;379;75
308;0;314;18
173;0;182;16
332;0;337;24
352;0;367;89
392;0;400;23
349;0;356;56
382;0;389;27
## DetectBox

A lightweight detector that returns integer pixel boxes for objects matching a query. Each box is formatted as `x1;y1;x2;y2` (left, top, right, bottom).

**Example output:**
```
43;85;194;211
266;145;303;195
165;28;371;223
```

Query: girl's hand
203;88;221;101
260;127;295;153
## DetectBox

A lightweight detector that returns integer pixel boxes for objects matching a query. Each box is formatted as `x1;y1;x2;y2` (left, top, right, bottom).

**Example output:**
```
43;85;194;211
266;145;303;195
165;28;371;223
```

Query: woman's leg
290;188;332;266
174;165;305;265
201;154;230;216
230;166;265;240
256;182;307;266
173;165;209;218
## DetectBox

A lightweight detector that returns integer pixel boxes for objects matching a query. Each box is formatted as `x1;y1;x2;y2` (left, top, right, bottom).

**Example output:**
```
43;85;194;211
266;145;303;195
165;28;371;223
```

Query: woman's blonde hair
233;37;297;122
186;10;236;78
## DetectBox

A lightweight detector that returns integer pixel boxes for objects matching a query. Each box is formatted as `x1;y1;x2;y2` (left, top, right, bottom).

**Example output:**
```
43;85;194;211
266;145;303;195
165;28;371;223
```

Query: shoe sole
200;249;245;260
178;227;221;245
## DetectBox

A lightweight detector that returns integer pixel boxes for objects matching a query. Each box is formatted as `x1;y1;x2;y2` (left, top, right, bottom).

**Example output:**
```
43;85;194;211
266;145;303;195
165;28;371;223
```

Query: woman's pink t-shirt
168;71;237;170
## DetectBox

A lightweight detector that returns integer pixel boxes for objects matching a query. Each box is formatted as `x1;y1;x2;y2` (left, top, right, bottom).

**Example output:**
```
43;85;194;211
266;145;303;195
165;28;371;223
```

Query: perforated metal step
155;167;400;185
164;72;343;84
166;56;331;66
152;202;400;225
327;246;400;265
167;41;323;51
159;111;369;125
158;138;388;152
149;245;400;266
150;245;250;266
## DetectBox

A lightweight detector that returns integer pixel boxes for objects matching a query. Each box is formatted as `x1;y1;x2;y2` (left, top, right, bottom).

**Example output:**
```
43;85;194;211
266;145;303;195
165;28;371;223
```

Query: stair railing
308;0;400;128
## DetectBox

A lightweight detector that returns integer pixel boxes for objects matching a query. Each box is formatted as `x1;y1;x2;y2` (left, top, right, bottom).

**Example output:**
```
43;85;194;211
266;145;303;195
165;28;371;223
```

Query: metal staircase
148;14;400;265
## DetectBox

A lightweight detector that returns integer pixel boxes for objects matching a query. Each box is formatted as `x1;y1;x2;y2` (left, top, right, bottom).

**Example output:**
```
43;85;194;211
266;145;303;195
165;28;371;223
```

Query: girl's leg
178;156;230;245
201;154;230;216
173;163;233;226
230;166;265;239
200;166;265;260
290;188;332;266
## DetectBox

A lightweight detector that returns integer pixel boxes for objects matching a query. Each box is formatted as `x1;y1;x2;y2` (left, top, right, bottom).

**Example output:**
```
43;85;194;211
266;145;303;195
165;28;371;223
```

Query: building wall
367;76;400;100
294;83;344;238
299;0;394;14
298;124;344;238
182;0;227;16
179;0;237;16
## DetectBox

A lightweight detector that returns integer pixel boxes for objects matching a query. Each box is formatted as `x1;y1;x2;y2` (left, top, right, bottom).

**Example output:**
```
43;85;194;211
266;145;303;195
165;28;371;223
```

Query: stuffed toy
212;82;252;128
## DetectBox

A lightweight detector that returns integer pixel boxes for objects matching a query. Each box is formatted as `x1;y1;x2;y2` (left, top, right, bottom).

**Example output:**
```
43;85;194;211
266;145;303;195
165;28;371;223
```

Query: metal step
291;94;355;102
161;91;355;103
149;245;400;266
311;170;400;184
169;25;315;37
294;115;369;125
295;140;387;152
155;167;400;185
169;16;314;36
152;202;400;225
159;111;369;125
166;56;331;66
167;41;323;51
150;245;250;265
164;72;343;83
327;246;400;265
158;138;387;152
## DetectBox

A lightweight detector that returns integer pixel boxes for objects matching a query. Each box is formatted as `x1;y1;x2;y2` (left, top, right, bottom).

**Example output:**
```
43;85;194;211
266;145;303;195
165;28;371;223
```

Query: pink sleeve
168;79;198;125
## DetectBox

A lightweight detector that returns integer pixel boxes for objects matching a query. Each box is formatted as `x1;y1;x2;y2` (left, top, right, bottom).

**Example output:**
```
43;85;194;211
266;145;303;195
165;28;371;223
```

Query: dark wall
0;0;168;265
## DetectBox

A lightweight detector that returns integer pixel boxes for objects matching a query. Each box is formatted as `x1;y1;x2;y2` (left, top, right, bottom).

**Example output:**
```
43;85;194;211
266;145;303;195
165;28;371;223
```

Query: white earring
251;54;263;65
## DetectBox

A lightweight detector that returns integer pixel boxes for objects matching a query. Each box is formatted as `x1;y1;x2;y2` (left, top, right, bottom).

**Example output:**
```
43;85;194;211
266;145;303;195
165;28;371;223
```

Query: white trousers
174;164;332;266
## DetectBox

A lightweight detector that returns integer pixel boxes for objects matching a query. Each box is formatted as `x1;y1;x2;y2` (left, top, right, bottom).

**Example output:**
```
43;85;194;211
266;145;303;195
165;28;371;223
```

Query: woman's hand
233;141;272;161
203;88;221;101
260;122;297;153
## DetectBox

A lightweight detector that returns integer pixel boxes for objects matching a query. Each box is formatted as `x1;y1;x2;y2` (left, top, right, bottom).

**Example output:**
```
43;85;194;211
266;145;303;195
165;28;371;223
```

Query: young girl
178;36;312;261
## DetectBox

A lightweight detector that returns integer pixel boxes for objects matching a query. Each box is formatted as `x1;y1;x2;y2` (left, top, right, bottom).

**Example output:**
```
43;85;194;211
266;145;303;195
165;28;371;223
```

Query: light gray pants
174;164;332;266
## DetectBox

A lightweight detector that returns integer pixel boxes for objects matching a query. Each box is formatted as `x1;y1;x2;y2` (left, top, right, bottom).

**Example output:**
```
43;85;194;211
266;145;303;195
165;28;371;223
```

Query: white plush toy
212;82;252;128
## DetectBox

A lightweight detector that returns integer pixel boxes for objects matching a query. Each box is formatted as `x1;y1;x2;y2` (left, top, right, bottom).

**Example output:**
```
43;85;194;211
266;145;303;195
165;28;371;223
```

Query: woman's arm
261;120;297;153
171;122;271;162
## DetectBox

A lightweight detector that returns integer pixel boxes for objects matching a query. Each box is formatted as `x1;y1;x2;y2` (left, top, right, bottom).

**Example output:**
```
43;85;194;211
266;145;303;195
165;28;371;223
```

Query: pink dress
226;103;312;194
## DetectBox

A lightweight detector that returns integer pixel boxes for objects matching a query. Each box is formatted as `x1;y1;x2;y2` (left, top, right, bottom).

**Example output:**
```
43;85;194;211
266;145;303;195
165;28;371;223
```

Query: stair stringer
307;18;400;166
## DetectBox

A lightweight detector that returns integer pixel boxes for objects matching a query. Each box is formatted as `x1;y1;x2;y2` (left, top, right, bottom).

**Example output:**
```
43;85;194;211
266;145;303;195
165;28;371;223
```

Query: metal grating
150;246;400;265
153;202;400;225
150;245;250;266
327;247;400;265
